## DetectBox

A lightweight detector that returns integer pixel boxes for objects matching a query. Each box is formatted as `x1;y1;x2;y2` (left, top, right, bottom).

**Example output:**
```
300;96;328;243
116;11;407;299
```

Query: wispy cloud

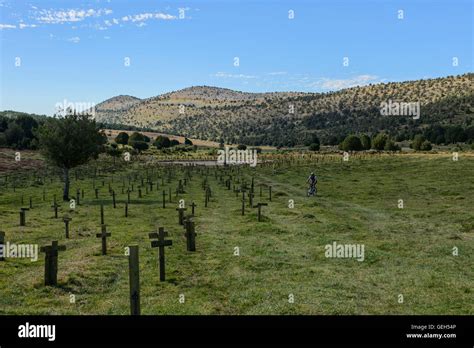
213;72;258;79
67;36;81;43
19;23;37;29
0;23;16;30
35;9;112;24
315;75;380;90
121;12;176;22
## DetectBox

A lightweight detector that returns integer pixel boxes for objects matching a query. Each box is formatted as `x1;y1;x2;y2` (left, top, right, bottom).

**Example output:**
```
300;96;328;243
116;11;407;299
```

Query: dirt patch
0;148;45;174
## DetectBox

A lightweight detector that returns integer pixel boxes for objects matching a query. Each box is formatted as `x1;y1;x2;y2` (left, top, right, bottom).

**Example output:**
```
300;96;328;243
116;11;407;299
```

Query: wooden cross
76;189;81;205
125;202;128;217
128;245;140;315
112;190;116;208
100;204;105;225
253;203;268;221
51;201;59;219
184;218;197;252
149;227;172;281
40;241;66;286
96;224;111;255
95;188;99;199
63;216;72;238
190;201;196;216
19;208;29;226
176;207;187;225
162;190;166;208
0;231;5;261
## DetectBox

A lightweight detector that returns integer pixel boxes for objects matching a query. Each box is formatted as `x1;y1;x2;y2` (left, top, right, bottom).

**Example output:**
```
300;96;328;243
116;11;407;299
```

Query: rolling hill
94;74;473;146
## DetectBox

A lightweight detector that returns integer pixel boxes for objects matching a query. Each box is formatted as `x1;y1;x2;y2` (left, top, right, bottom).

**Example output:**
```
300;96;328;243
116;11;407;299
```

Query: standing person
307;172;317;196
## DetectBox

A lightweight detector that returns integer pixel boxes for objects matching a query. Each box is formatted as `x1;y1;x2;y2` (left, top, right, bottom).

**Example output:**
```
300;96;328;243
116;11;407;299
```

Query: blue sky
0;0;472;115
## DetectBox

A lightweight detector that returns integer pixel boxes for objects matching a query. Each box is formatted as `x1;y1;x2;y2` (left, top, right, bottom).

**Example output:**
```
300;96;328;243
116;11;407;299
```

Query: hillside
95;74;474;146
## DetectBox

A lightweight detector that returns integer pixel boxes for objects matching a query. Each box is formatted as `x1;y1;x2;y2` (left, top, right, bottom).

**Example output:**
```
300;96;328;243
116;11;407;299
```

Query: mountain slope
94;74;473;146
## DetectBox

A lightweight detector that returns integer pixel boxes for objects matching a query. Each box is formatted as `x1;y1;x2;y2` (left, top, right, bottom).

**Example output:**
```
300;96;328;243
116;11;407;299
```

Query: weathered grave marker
149;227;173;281
184;218;197;252
0;231;5;261
176;207;187;225
112;190;116;208
253;203;268;222
63;216;72;238
128;245;140;315
96;225;111;255
51;201;59;218
100;204;105;225
40;241;66;286
190;201;196;216
19;208;29;226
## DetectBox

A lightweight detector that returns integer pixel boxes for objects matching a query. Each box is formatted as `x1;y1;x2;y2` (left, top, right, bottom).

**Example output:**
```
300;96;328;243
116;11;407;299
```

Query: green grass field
0;152;473;314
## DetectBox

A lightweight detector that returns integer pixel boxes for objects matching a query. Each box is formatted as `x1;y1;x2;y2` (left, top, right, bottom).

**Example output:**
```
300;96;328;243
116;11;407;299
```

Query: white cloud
19;23;38;29
213;72;258;79
316;75;379;90
35;8;112;24
121;12;176;23
267;71;287;76
0;24;16;29
67;36;80;43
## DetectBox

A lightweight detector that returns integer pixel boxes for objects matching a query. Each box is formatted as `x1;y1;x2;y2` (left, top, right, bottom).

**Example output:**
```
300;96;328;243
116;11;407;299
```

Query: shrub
384;140;401;151
184;137;193;145
153;135;171;149
372;133;388;150
131;141;149;152
237;144;247;150
128;132;147;145
340;135;363;151
420;140;432;151
360;134;371;150
115;132;129;145
309;143;320;151
170;139;180;147
412;134;425;151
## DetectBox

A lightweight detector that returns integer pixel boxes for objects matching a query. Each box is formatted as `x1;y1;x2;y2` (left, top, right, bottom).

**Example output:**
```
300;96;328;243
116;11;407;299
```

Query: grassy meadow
0;150;473;315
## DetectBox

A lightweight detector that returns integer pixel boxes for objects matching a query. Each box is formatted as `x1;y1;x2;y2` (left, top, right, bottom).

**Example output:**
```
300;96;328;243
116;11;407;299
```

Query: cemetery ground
0;150;473;315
